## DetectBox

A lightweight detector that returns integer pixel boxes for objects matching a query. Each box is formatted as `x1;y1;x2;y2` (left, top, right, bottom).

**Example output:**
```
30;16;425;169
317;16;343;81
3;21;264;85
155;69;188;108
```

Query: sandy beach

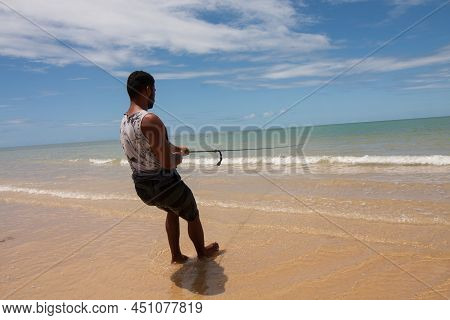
2;170;449;299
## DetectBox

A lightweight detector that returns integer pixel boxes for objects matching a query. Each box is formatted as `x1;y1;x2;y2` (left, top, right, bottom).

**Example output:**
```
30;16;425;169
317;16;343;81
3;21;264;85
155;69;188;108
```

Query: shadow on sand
170;250;228;296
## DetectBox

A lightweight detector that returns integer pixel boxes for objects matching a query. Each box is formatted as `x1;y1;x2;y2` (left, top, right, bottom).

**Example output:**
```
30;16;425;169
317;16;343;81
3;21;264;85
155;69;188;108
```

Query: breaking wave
88;158;129;166
166;155;450;166
68;155;450;167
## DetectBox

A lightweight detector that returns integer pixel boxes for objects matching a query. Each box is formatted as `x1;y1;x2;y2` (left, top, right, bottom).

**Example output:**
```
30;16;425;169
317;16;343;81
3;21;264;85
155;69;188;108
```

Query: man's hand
169;143;190;156
179;146;190;156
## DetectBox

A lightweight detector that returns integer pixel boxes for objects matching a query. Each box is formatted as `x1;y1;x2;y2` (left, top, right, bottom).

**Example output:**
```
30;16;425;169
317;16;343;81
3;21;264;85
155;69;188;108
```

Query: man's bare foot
198;242;219;259
171;254;189;264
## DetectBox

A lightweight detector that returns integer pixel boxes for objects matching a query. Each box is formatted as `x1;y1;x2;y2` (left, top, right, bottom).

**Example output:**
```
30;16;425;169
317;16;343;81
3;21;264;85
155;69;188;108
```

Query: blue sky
0;0;449;147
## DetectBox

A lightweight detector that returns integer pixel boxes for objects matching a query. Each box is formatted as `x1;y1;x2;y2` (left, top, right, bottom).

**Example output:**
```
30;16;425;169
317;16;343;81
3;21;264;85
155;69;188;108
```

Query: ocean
1;116;449;175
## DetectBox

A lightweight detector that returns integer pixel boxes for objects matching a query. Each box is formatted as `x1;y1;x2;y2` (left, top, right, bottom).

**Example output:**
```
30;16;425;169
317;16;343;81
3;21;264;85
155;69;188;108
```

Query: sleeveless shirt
120;110;161;177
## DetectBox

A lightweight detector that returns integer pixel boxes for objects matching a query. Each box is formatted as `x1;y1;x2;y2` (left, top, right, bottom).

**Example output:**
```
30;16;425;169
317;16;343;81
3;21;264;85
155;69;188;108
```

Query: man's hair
127;71;155;100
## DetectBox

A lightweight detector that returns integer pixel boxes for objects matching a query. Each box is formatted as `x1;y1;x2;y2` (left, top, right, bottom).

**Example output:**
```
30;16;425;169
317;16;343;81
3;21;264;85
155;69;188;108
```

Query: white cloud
390;0;428;4
1;119;28;125
262;61;347;79
403;83;450;90
417;67;450;79
389;0;429;15
322;0;366;4
323;0;430;17
202;79;250;90
357;48;450;73
261;45;450;79
110;70;132;78
23;64;50;73
113;70;224;80
0;0;330;71
243;113;256;119
155;71;223;80
256;79;327;89
194;45;450;90
194;46;450;89
325;0;428;4
402;67;450;90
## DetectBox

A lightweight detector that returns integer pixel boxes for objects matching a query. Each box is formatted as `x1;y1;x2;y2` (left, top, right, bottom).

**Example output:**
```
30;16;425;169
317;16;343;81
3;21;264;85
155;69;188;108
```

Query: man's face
147;85;155;109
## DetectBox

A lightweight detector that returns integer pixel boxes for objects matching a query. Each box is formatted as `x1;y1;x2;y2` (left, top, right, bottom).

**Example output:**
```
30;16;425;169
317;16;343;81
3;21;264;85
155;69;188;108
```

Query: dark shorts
133;170;199;222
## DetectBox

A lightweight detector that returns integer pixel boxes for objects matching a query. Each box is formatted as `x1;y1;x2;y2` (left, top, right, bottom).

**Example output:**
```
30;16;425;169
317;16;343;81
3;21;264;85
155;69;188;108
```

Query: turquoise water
0;116;449;179
302;116;450;156
172;116;450;156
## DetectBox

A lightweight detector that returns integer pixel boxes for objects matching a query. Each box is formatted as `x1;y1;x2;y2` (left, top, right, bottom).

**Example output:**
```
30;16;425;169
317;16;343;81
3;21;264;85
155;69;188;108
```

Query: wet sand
1;173;449;299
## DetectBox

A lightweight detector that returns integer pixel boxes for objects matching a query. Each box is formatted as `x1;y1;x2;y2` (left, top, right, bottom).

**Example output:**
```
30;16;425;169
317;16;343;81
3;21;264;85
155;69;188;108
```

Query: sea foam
182;155;450;166
75;155;450;167
0;185;136;201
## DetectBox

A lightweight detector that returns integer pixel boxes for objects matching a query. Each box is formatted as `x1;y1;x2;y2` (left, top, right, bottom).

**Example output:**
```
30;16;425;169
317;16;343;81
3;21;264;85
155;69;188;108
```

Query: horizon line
1;114;449;150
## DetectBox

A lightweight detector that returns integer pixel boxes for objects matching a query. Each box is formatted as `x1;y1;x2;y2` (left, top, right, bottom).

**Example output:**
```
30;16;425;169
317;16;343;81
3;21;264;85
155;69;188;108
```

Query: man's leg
166;211;188;264
187;214;219;259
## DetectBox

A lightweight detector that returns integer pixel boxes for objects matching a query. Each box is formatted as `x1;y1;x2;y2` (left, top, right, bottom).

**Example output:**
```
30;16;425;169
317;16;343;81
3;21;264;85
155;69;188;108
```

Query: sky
0;0;449;147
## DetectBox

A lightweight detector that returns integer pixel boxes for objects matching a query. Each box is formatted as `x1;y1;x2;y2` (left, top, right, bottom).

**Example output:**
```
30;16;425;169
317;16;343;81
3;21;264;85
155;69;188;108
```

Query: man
120;71;219;264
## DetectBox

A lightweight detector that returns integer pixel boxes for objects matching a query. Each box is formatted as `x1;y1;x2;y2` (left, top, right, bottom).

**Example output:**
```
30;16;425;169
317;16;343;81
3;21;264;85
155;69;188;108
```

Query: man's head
127;71;155;109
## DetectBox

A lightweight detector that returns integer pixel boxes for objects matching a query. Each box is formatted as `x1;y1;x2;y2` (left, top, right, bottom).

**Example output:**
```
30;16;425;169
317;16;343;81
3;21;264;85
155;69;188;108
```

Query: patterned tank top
120;110;161;176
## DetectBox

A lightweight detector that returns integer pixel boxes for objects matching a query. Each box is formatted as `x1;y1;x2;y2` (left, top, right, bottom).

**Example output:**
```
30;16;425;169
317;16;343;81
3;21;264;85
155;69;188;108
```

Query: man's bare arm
141;114;182;169
169;143;190;155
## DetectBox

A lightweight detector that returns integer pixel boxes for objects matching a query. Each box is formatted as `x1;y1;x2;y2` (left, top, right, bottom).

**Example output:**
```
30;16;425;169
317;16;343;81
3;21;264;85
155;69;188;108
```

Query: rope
189;143;301;166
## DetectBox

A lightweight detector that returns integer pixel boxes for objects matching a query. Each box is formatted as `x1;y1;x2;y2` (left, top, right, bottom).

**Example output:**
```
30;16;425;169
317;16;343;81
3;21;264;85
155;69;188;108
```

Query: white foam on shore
0;185;136;201
313;155;450;166
82;155;450;167
89;158;116;165
197;199;449;226
1;184;447;226
86;158;129;166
